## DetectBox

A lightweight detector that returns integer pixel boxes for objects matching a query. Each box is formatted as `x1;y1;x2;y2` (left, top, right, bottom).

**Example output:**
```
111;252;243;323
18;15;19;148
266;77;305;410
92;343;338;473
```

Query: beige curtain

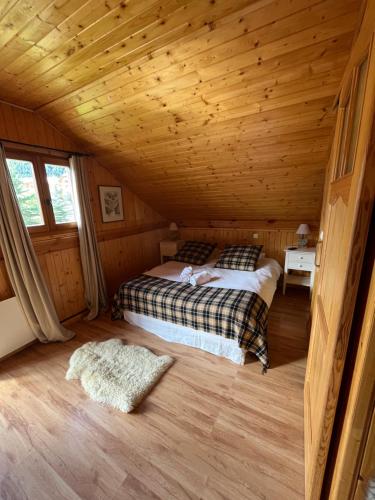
0;145;74;342
70;155;108;320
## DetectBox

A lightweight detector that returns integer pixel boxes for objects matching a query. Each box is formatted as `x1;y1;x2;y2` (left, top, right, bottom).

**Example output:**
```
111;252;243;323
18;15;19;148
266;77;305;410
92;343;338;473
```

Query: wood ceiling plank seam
132;168;327;179
38;0;358;107
0;0;57;47
42;34;349;126
147;156;322;171
68;106;334;151
0;0;19;22
75;89;335;141
60;65;344;128
0;0;168;87
0;0;196;93
56;57;346;125
72;113;333;150
124;128;334;152
46;47;350;137
66;77;338;130
36;0;276;111
47;0;322;96
123;173;328;185
122;177;326;189
102;157;329;171
132;180;325;189
0;0;354;107
0;0;90;57
132;151;331;164
205;66;345;107
61;71;202;121
38;25;353;118
47;41;351;134
121;159;329;174
67;0;338;88
197;11;357;83
124;134;332;155
0;0;91;69
97;149;331;165
120;148;331;166
130;160;329;173
33;0;279;111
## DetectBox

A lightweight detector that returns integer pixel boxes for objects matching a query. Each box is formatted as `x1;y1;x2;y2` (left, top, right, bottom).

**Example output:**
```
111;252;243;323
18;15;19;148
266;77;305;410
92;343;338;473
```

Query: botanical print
99;186;124;222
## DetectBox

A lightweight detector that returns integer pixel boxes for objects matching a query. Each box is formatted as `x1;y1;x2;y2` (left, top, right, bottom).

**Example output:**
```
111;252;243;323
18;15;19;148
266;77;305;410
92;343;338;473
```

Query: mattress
124;256;282;364
144;256;282;308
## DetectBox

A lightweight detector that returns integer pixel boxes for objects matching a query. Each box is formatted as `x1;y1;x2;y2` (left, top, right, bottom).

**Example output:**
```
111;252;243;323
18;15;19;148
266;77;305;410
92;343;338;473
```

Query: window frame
5;148;77;235
39;154;77;231
332;52;369;182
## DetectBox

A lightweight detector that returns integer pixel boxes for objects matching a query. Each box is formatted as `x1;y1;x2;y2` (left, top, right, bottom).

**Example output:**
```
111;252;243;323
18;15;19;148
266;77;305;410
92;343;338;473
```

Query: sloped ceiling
0;0;361;222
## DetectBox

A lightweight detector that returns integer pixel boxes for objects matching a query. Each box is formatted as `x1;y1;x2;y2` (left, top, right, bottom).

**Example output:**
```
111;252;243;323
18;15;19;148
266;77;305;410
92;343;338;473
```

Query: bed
112;254;282;370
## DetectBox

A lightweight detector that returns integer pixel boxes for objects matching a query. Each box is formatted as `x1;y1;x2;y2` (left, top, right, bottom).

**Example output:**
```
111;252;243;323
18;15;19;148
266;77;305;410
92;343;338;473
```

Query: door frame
304;1;375;497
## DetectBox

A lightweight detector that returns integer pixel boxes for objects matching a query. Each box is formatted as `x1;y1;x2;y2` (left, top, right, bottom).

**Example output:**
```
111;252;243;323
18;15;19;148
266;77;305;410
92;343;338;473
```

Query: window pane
336;104;350;180
345;58;368;175
6;158;44;227
45;163;76;224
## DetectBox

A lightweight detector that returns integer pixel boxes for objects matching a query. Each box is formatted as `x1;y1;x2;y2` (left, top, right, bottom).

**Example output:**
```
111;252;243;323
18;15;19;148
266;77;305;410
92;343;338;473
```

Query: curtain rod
0;138;92;157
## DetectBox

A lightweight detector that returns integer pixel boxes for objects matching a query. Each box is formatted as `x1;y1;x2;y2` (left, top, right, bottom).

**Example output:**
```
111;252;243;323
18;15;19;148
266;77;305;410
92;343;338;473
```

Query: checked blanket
112;274;270;371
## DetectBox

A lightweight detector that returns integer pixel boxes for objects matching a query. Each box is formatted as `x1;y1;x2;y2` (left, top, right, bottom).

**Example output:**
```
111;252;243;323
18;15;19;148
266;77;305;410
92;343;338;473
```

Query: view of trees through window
6;156;76;229
6;158;44;227
45;163;76;224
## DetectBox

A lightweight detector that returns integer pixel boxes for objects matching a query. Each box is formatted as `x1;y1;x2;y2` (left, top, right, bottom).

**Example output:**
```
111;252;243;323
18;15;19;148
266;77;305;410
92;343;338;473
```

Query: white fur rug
66;339;174;413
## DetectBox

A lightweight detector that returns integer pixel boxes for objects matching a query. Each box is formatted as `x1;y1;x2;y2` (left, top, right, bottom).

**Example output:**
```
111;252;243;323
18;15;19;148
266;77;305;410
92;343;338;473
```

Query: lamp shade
169;222;178;231
296;223;311;235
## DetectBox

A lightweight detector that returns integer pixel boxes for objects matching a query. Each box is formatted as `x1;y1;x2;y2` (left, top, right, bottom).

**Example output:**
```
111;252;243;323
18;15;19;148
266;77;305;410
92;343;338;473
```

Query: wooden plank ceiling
0;0;361;222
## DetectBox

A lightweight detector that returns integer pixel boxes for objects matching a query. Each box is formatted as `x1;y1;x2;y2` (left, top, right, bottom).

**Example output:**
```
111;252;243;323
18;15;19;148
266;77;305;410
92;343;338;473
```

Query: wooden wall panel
100;227;168;295
0;101;167;320
38;248;86;321
180;224;318;266
0;0;362;222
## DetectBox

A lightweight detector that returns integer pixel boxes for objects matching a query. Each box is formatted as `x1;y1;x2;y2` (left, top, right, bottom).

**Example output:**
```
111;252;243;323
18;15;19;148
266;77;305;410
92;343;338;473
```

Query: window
6;150;77;233
334;56;369;180
6;158;44;227
344;58;368;175
45;162;76;224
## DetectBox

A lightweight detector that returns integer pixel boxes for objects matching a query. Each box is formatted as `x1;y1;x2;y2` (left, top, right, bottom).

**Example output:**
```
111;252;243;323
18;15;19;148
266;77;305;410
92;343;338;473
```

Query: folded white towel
189;270;218;286
180;266;193;283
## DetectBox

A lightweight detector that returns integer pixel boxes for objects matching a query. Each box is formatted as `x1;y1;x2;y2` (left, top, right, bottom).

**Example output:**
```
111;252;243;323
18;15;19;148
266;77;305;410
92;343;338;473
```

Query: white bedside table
160;240;185;264
283;247;316;296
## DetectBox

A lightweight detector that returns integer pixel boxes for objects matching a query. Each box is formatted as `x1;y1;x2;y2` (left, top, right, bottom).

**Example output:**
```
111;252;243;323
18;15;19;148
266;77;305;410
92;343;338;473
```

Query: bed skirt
124;311;246;365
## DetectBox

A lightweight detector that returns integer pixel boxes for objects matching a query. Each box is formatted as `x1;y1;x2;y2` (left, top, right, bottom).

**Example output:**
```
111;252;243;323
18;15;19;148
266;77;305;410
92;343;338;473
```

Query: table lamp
169;222;179;240
296;224;310;247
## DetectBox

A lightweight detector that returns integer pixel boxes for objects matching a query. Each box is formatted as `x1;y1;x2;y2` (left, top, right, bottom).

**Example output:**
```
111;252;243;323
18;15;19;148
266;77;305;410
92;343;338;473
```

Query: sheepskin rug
66;339;174;413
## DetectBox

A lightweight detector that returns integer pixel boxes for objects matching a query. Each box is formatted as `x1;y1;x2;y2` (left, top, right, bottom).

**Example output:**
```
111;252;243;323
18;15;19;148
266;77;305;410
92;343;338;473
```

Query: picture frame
98;185;124;223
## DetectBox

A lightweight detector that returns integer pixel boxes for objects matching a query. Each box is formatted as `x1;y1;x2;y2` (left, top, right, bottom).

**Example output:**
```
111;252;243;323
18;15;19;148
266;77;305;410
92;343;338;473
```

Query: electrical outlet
252;233;259;239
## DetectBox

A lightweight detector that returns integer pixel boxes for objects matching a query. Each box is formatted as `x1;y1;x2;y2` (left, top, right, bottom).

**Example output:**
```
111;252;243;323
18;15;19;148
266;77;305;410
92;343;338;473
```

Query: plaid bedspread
112;275;269;371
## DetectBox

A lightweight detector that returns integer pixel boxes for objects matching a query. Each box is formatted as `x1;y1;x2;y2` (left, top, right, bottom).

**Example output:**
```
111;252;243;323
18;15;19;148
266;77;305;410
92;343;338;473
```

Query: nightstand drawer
288;252;315;264
287;259;314;271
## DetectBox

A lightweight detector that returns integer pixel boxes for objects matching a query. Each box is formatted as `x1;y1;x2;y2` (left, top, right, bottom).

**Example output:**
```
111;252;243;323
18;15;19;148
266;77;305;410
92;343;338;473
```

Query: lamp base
297;237;308;248
168;230;179;241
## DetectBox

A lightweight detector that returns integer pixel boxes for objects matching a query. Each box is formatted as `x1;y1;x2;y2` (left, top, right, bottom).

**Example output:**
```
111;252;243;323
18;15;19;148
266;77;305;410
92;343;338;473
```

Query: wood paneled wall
0;101;167;319
180;221;318;266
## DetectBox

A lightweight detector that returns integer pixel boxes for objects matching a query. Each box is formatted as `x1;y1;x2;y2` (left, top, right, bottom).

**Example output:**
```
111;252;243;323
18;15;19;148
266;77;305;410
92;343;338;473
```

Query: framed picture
98;186;124;223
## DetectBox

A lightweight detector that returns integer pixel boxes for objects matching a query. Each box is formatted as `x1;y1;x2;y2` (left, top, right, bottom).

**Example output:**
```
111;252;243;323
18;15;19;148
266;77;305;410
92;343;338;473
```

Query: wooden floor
0;289;310;500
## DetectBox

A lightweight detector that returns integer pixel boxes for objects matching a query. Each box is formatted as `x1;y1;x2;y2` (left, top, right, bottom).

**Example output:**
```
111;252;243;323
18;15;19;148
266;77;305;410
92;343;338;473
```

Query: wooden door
304;2;375;499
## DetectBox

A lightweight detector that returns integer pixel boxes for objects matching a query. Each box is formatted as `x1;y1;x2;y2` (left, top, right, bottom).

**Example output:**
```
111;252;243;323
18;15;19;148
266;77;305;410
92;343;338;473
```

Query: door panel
304;3;375;498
